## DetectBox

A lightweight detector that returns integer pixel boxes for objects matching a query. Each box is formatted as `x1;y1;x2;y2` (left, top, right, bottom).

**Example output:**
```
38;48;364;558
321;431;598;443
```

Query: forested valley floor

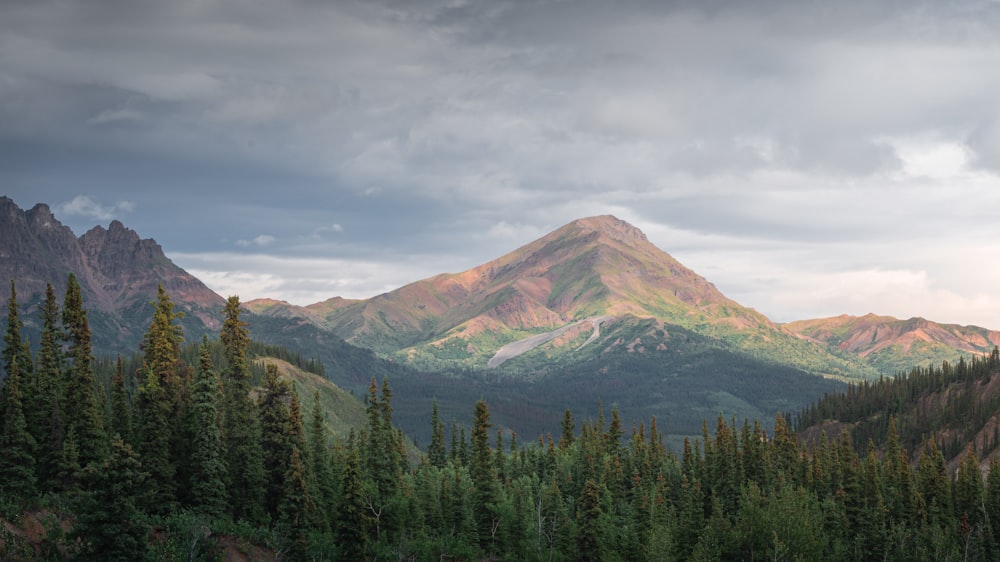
3;278;1000;561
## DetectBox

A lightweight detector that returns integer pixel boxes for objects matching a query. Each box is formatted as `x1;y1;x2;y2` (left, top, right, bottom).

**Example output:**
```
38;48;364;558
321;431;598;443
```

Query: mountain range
0;196;224;351
786;313;1000;376
2;196;995;441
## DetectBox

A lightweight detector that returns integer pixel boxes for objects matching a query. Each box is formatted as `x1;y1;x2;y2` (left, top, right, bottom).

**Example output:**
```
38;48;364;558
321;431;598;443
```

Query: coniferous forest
5;277;1000;561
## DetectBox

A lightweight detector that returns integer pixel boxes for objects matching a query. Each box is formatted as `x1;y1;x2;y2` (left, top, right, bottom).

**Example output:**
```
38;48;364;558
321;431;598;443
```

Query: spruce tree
141;285;190;493
605;405;623;454
336;446;368;560
3;280;33;382
1;280;33;463
260;362;293;518
72;435;151;562
955;447;987;554
576;478;607;562
985;458;1000;554
428;399;447;468
0;357;37;501
450;421;460;464
308;390;336;528
363;377;401;511
379;378;405;476
559;408;575;450
135;367;176;513
61;273;107;467
141;285;185;401
187;338;227;517
110;355;132;443
35;283;65;488
277;447;318;560
471;399;498;550
219;295;265;521
55;426;82;493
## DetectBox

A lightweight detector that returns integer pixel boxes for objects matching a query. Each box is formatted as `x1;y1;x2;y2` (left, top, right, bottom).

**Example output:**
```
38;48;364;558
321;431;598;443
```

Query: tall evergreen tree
110;356;132;443
471;399;498;550
55;426;82;493
576;477;607;562
308;390;336;528
363;378;401;507
187;337;227;517
1;280;33;475
34;283;65;488
954;447;988;557
135;367;176;513
141;285;185;399
219;295;265;521
917;437;951;527
61;273;107;467
288;391;307;456
72;435;151;562
3;280;33;381
985;458;1000;555
559;408;575;450
606;405;623;454
260;362;293;518
379;378;405;476
0;357;37;501
336;446;368;560
428;399;447;468
133;286;191;514
277;447;318;560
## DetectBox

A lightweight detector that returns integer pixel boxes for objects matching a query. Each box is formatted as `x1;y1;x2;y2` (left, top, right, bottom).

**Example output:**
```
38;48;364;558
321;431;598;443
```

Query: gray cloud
4;0;1000;325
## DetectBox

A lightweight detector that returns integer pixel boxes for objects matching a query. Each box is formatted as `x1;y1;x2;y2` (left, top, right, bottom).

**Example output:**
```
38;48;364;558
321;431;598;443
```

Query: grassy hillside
258;357;368;440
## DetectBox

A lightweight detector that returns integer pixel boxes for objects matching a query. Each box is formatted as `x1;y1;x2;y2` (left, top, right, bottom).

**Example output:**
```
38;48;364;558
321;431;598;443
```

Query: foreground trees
6;277;1000;560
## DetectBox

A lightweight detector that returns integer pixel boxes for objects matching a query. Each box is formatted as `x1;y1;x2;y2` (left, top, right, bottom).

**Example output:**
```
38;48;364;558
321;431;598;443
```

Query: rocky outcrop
0;197;224;352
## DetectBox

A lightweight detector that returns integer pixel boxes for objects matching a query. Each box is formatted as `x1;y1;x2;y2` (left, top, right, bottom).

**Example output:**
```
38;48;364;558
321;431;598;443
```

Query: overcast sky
4;0;1000;327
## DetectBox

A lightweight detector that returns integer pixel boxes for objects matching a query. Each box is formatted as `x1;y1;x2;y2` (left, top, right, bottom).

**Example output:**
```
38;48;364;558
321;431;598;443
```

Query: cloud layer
4;0;1000;326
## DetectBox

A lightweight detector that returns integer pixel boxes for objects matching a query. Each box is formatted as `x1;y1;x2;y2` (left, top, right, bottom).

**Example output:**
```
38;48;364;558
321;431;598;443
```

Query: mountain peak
313;214;793;368
564;215;649;244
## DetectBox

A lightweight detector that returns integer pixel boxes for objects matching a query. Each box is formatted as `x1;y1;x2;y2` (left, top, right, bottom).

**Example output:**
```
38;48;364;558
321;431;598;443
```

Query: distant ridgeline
6;278;1000;559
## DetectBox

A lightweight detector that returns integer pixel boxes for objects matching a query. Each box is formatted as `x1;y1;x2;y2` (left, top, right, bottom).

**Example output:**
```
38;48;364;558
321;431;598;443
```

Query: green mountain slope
260;357;368;440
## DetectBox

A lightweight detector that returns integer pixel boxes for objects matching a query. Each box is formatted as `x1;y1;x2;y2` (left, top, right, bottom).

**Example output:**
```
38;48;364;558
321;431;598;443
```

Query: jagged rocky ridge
0;196;224;352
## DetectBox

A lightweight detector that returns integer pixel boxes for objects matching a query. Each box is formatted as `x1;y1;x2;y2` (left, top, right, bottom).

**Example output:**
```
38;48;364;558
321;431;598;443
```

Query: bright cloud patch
236;235;276;247
893;139;972;179
169;252;444;305
57;195;135;222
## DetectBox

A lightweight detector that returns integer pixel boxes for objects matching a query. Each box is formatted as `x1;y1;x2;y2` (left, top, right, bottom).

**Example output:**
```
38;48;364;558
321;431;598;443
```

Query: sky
4;0;1000;328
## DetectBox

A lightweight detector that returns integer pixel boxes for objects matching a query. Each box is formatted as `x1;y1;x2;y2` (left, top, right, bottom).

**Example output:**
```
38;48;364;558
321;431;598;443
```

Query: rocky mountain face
0;197;224;352
785;313;1000;375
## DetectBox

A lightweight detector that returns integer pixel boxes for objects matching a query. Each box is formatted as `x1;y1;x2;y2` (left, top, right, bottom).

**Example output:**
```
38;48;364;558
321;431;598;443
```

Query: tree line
4;277;1000;559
